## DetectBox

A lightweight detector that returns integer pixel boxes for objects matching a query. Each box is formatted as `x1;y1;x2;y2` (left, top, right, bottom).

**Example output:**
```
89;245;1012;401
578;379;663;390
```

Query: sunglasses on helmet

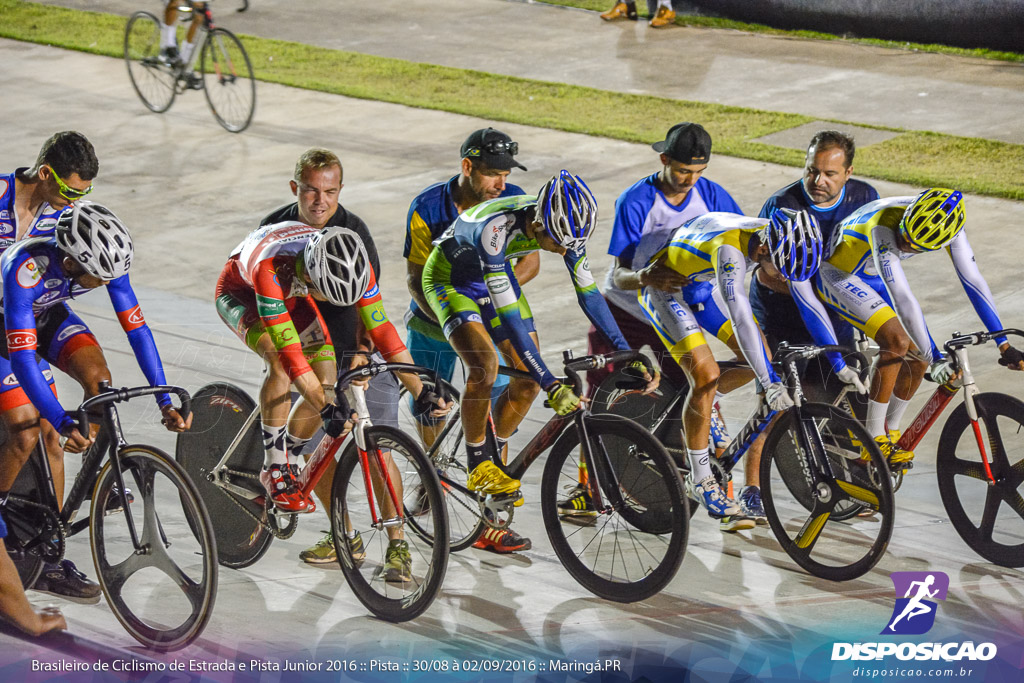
49;166;94;201
465;139;519;158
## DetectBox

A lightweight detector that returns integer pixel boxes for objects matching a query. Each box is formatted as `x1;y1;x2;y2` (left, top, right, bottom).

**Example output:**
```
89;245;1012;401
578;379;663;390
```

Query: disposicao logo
831;571;997;662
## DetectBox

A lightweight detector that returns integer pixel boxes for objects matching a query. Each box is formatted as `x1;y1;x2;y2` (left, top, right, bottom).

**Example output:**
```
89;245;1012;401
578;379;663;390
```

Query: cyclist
216;221;444;582
0;201;191;602
403;128;536;553
422;171;648;504
636;209;841;530
160;0;205;68
788;189;1024;464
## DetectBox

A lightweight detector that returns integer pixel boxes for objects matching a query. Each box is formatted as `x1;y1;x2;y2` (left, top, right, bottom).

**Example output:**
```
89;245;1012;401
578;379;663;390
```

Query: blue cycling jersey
0;170;64;252
0;238;170;432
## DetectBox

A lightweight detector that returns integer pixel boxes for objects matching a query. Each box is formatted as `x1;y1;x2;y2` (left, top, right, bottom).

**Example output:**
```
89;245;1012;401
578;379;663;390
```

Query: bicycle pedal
489;491;523;508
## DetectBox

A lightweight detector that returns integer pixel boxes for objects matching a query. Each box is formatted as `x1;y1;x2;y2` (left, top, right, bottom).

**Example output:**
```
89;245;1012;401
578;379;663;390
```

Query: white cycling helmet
304;226;371;306
535;170;598;252
761;208;823;282
56;201;134;280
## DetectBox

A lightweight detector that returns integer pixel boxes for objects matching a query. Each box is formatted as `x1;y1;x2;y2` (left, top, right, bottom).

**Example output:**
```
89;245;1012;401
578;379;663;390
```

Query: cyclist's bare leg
868;318;911;405
0;539;66;635
0;405;44;494
675;343;719;453
447;320;500;446
893;341;928;402
491;335;541;444
41;422;63;508
721;330;770;488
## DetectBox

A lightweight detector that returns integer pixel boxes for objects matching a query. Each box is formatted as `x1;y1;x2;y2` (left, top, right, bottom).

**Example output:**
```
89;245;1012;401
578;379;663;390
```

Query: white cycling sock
886;396;911;433
658;0;672;8
180;40;196;63
866;399;888;438
285;432;310;462
687;446;712;482
160;24;177;49
261;423;288;469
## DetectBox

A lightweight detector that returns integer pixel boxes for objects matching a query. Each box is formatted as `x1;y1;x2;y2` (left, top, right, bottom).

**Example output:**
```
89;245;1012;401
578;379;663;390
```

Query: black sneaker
159;45;182;67
32;560;102;604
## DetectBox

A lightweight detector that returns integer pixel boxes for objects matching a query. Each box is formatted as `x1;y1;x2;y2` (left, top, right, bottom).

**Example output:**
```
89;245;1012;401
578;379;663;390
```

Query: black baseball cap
461;128;527;171
652;122;712;165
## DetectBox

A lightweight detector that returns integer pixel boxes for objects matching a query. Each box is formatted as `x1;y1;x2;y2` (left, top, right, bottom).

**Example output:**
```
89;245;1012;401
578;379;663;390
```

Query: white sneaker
685;474;744;519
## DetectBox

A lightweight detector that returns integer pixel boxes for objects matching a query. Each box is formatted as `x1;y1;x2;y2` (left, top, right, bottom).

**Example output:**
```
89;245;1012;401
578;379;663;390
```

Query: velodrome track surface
0;9;1023;678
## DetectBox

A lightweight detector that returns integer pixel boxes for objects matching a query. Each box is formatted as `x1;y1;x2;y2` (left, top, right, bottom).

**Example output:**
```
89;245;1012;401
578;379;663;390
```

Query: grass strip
2;0;1023;199
542;0;1024;63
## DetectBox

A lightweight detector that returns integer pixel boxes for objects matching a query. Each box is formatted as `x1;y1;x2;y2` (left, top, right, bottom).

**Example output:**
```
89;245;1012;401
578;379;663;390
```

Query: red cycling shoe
260;463;315;513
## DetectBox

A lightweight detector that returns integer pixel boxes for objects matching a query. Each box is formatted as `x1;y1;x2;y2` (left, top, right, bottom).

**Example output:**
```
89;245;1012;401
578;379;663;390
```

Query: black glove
412;388;443;419
999;345;1024;369
320;394;355;438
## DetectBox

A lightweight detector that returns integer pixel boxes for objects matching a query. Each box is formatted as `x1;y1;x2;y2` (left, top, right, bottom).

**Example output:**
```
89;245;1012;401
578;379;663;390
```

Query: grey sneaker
739;485;768;526
381;539;412;583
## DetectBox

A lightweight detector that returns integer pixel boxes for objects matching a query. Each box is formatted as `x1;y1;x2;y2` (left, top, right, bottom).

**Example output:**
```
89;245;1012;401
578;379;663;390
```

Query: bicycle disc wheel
91;445;218;651
541;413;687;602
200;28;256;132
761;403;894;581
397;385;484;552
330;426;448;622
176;383;274;568
937;392;1024;567
124;11;178;113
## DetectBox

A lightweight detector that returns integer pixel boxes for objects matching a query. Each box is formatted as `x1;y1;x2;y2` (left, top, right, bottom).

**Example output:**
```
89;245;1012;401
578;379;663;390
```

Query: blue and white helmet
536;170;598;253
303;226;370;306
761;208;822;282
56;201;133;280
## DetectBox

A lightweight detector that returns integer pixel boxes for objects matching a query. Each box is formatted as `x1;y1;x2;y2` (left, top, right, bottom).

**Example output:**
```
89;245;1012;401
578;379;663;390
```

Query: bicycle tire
541;413;688;602
175;383;274;569
761;402;894;581
397;385;485;552
937;392;1024;567
91;444;218;651
330;425;448;622
200;27;256;132
124;11;178;114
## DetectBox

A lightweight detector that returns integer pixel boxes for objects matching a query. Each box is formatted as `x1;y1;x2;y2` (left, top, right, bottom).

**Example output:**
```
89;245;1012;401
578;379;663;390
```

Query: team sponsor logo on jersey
45;279;62;288
370;309;386;323
210;396;243;413
488;277;511;294
0;178;8;200
7;330;37;351
2;373;17;387
363;283;379;299
42;369;53;381
573;256;595;288
57;324;87;342
34;217;58;233
484;217;509;256
721;262;737;274
36;291;61;306
16;257;46;288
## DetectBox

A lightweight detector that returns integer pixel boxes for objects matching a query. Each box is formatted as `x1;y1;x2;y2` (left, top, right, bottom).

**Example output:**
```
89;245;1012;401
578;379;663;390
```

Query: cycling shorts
813;263;898;339
638;284;735;362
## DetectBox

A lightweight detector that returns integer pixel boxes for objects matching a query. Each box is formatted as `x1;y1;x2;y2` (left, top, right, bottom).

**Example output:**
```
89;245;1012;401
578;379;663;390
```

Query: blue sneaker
685;474;754;531
739;485;768;526
710;401;731;450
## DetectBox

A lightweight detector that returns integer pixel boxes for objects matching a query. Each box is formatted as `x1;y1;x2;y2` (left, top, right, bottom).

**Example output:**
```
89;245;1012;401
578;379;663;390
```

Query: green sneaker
381;539;412;583
299;531;364;566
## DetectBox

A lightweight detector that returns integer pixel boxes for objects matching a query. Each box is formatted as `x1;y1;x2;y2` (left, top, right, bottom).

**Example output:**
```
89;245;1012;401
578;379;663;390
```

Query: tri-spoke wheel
91;445;218;650
937;392;1024;567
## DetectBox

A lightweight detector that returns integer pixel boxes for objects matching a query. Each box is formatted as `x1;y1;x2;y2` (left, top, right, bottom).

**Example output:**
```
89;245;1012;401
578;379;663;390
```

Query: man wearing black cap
560;122;746;524
402;127;536;554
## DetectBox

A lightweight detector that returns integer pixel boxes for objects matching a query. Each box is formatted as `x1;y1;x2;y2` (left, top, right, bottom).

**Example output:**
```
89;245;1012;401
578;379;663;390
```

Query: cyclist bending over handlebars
422;170;656;512
0;202;191;602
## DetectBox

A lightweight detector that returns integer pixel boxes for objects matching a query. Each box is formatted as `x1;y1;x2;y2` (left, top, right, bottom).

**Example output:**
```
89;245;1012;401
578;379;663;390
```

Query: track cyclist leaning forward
0;202;191;599
788;189;1024;466
636;209;845;530
215;222;446;578
421;170;657;502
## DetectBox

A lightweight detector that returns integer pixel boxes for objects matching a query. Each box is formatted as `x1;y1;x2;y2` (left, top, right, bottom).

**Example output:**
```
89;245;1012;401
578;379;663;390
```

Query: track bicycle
124;1;256;132
401;349;688;603
175;363;448;622
3;382;217;650
593;344;894;581
822;328;1024;568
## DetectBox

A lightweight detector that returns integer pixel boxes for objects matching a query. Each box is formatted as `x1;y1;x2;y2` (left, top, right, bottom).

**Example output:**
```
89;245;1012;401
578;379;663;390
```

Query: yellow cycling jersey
826;196;913;277
648;212;766;280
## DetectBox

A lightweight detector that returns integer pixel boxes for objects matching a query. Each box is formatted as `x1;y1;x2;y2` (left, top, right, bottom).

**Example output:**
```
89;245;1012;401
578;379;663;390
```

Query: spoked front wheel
91;445;218;650
200;27;256;132
124;11;178;113
761;402;894;581
937;392;1024;567
541;413;688;602
330;426;448;622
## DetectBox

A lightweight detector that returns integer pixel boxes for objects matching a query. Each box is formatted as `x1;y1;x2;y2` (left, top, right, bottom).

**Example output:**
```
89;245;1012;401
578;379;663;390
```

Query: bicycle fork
350;388;405;531
954;347;999;484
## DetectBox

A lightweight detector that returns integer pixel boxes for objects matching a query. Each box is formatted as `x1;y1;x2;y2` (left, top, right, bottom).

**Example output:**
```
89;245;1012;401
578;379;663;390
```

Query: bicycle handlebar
335;362;454;403
76;384;192;436
944;328;1024;355
492;349;656;397
774;343;871;383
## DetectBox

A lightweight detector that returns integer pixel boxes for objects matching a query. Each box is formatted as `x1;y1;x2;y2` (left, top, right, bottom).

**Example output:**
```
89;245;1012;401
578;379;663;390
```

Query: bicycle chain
211;468;298;540
7;496;66;562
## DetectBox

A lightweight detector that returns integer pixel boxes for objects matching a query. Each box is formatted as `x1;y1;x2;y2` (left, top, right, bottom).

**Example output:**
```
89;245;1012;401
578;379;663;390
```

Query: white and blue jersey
0;169;64;250
602;174;742;319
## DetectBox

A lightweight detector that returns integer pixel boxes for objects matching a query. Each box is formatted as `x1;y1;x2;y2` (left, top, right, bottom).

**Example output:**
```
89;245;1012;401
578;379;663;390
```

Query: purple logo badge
882;571;949;635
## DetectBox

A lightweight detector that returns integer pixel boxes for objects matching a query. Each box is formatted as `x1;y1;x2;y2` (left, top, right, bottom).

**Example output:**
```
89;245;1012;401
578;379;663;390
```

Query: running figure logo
882;571;949;635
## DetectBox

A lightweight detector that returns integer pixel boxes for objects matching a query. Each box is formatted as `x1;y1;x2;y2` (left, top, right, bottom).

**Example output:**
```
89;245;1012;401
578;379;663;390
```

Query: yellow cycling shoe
860;434;915;465
467;461;523;507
